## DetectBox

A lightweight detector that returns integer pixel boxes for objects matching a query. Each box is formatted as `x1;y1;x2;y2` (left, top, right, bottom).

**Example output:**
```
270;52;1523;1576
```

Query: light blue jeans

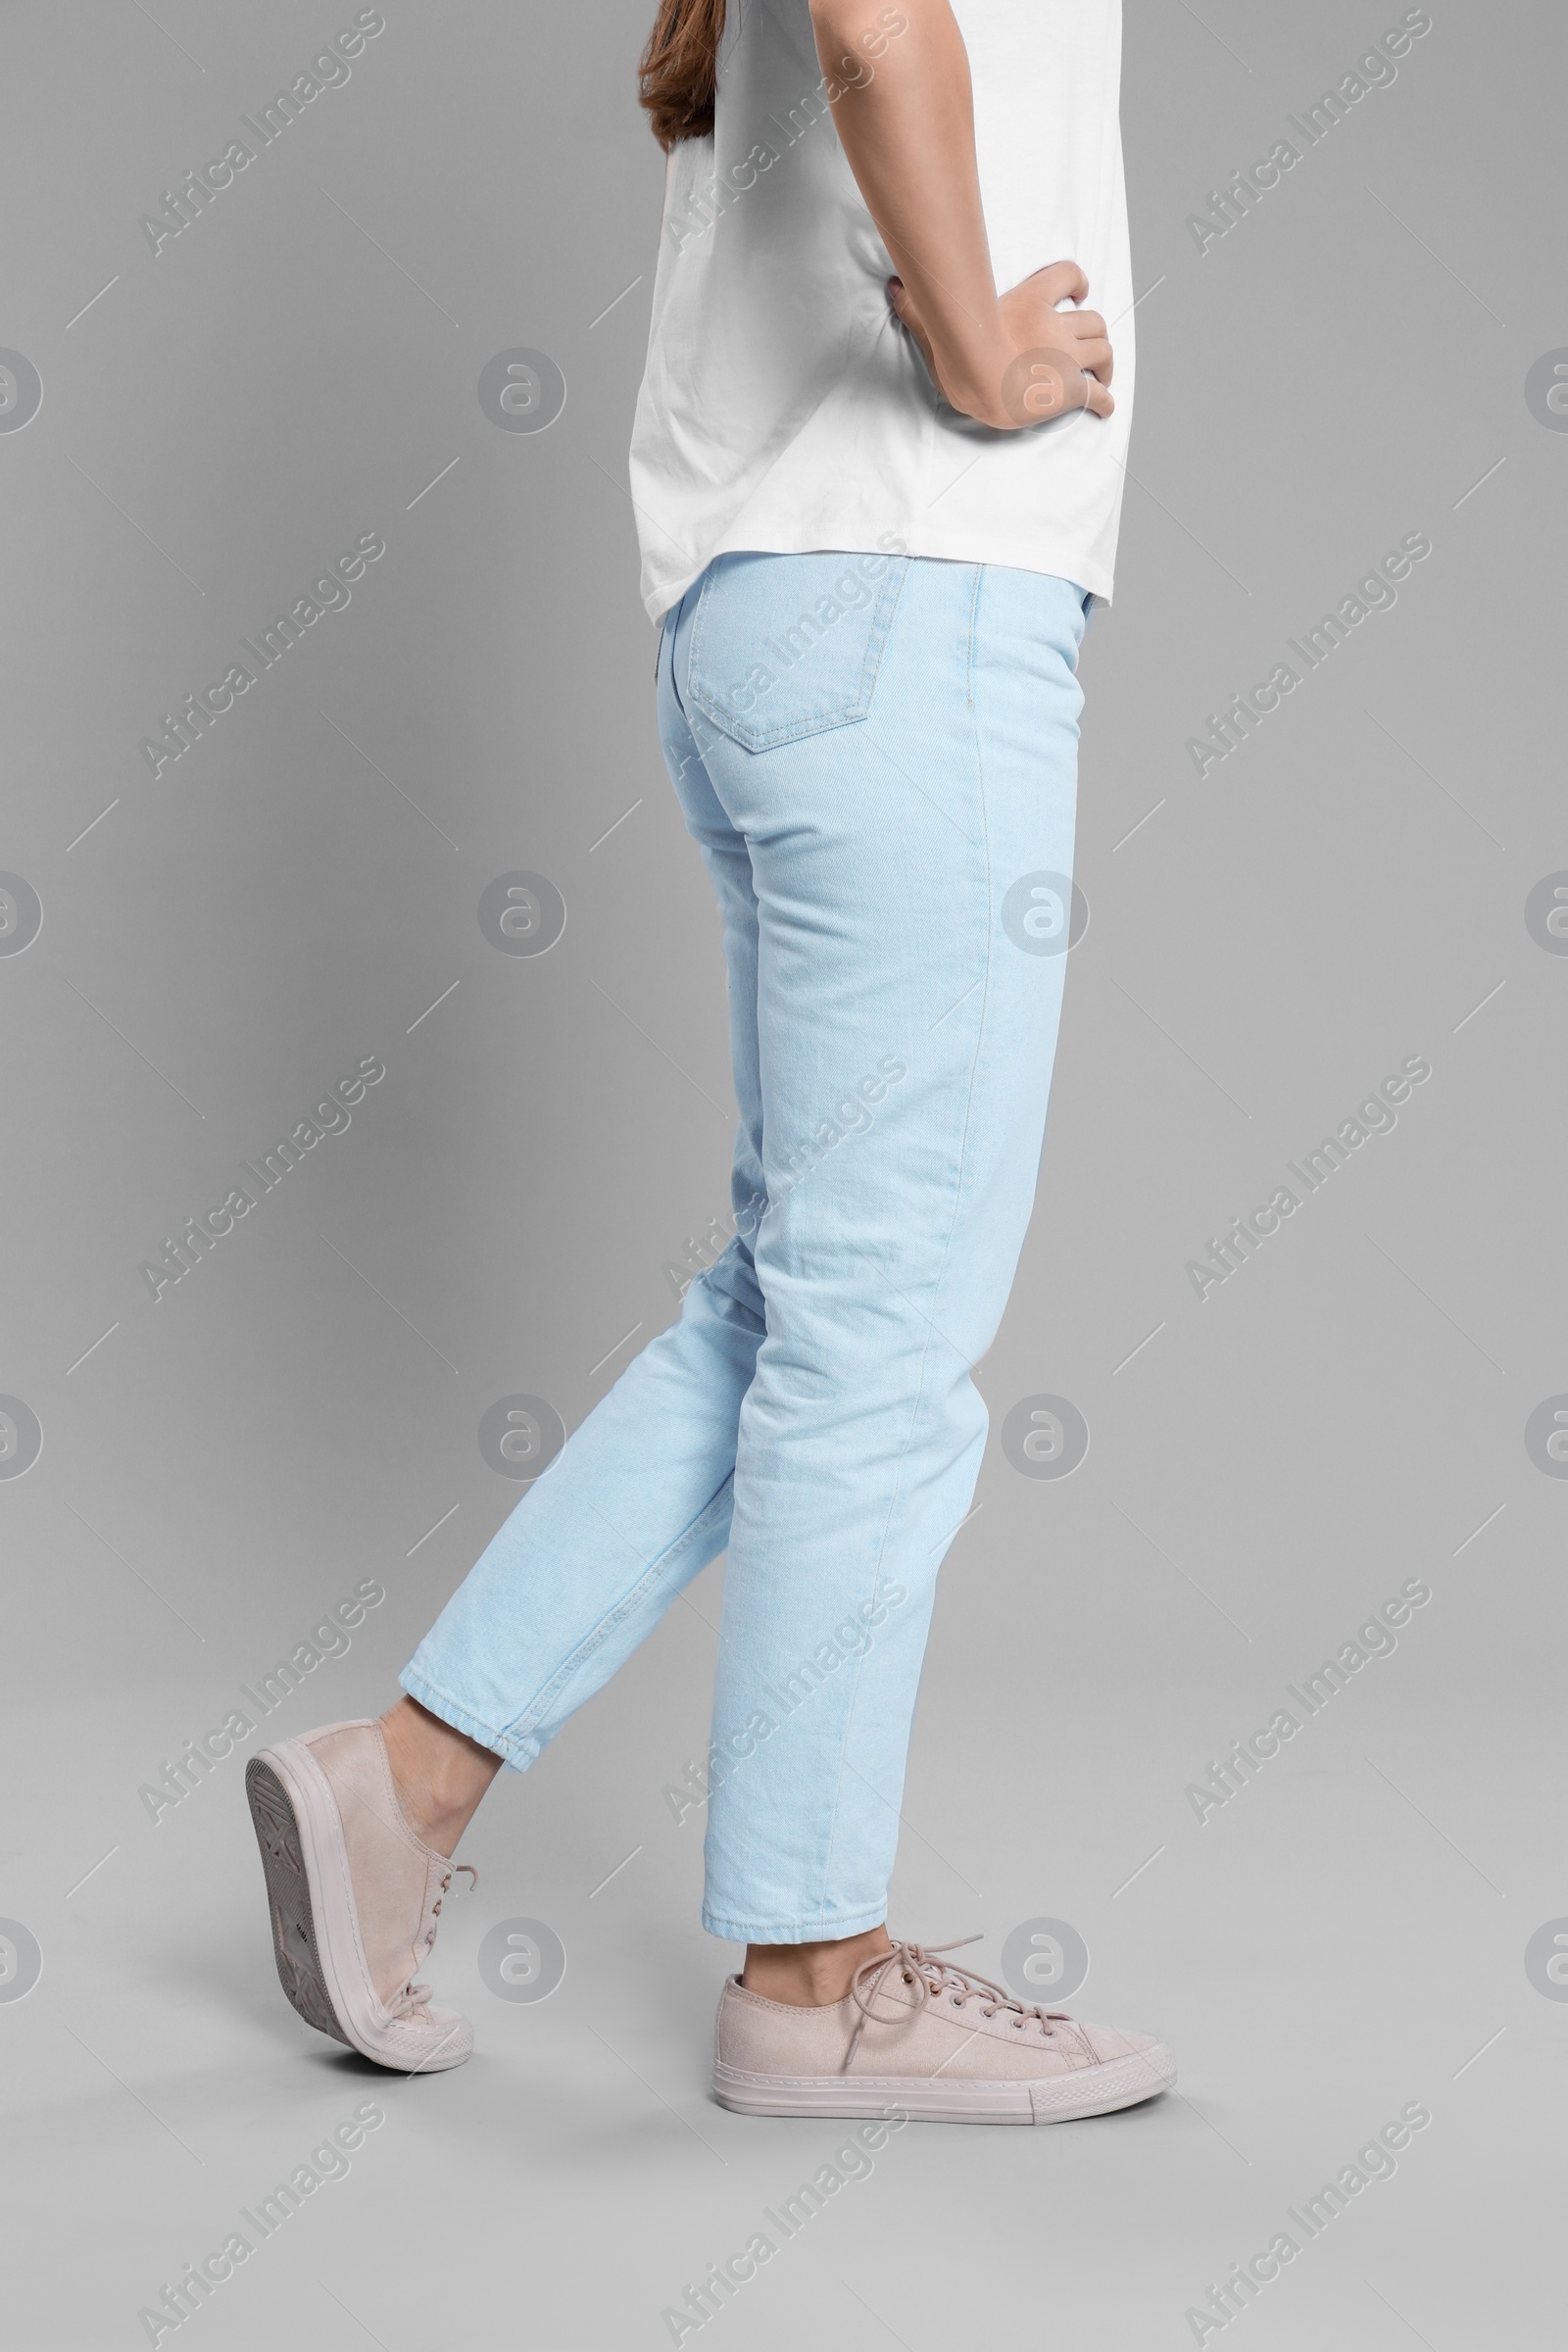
403;551;1088;1942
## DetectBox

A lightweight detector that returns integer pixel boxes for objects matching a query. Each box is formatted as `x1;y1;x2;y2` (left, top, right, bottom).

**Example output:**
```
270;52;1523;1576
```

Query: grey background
2;0;1564;2343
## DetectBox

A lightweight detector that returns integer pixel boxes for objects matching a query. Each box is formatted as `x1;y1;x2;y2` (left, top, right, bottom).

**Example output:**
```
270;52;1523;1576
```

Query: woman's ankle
377;1695;501;1857
741;1925;893;2007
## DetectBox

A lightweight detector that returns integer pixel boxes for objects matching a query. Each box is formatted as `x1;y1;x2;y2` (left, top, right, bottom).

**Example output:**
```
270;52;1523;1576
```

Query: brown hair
638;0;727;149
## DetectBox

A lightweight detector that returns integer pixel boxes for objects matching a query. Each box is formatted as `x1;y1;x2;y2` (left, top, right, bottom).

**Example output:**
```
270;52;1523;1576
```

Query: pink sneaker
714;1936;1174;2124
245;1719;474;2074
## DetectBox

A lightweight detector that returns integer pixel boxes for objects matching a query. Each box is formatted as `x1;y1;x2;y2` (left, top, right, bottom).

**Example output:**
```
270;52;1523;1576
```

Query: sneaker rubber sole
246;1754;355;2052
244;1743;469;2074
712;2042;1175;2124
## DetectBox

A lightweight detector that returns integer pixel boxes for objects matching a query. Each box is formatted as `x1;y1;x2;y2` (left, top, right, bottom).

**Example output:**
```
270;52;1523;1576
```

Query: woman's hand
888;258;1115;429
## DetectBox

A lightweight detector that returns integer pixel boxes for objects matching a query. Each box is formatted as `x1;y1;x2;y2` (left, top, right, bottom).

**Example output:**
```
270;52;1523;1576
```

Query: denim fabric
402;551;1088;1942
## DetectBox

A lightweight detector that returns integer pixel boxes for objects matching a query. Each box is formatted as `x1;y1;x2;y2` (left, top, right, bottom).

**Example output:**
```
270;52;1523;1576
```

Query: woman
245;0;1174;2125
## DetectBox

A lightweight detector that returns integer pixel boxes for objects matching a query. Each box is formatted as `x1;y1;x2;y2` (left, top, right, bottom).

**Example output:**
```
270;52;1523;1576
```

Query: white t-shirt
629;0;1133;622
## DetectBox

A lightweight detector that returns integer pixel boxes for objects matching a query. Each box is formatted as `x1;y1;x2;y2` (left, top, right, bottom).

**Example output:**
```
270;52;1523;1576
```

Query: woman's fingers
998;348;1113;423
1028;258;1090;308
1070;333;1114;384
1010;270;1114;386
887;275;939;373
887;273;916;332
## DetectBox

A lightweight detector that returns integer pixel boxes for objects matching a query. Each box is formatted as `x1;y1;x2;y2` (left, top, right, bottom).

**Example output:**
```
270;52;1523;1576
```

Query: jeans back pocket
684;550;908;752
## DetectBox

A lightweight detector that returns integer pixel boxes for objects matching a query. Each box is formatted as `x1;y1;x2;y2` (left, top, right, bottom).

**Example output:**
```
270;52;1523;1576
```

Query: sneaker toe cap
1078;2021;1162;2064
379;2006;473;2072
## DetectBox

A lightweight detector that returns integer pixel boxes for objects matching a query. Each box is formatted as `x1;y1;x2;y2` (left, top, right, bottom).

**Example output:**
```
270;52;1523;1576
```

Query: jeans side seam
811;563;992;1923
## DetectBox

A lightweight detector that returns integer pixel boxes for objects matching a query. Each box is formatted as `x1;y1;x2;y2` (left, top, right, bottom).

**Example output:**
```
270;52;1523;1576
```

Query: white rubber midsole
713;2044;1175;2125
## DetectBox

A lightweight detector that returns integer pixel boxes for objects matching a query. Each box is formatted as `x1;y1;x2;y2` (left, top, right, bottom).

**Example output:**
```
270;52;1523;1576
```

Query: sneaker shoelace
842;1935;1088;2073
391;1862;477;2020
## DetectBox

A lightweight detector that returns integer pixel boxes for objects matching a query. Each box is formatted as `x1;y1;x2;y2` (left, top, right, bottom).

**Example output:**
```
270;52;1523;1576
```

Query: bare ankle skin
741;1924;894;2006
378;1695;502;1858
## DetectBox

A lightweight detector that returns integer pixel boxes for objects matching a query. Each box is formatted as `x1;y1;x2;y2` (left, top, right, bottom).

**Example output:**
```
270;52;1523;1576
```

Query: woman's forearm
809;0;1113;427
810;0;1001;394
